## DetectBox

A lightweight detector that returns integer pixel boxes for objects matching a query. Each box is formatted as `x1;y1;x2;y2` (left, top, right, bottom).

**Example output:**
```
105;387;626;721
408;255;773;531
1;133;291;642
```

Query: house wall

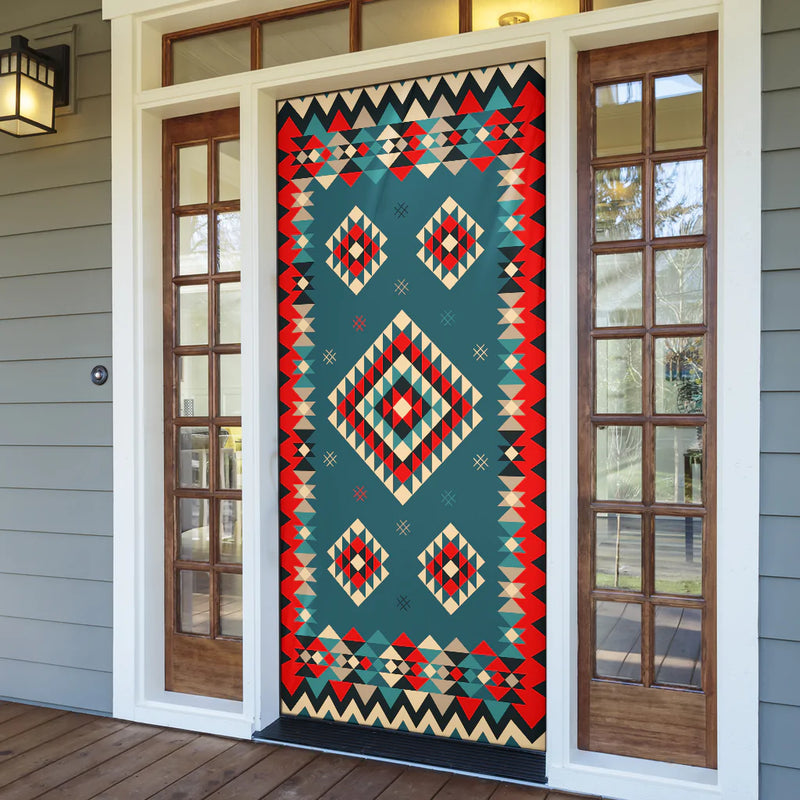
0;0;112;714
760;0;800;795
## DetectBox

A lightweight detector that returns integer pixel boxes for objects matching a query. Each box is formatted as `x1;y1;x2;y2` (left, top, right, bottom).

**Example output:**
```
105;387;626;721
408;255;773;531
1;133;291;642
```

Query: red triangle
390;165;413;181
343;627;364;643
340;171;361;186
457;90;482;114
470;156;494;173
393;632;415;649
329;110;350;132
330;680;352;702
456;695;483;720
472;640;496;657
406;675;428;690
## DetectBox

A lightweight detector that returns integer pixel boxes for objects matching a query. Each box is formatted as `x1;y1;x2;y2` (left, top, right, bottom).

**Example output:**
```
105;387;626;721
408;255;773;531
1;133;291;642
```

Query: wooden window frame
577;32;718;769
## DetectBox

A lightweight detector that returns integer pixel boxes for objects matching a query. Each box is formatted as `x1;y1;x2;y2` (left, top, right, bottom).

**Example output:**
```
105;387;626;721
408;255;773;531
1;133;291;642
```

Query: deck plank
489;782;549;799
0;704;32;725
375;766;451;799
261;751;358;800
433;774;499;800
0;711;97;764
317;759;404;800
0;706;66;743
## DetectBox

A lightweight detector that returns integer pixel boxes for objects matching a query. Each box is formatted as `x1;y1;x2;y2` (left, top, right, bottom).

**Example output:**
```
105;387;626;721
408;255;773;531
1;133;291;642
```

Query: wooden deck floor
0;701;601;800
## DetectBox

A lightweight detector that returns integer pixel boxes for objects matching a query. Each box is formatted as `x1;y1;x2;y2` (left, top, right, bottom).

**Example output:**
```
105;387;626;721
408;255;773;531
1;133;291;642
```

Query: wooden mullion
459;0;472;34
580;0;593;11
251;21;261;70
349;0;361;52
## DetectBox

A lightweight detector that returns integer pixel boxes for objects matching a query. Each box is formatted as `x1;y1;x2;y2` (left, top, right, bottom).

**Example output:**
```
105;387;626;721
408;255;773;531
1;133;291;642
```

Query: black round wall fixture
91;365;109;386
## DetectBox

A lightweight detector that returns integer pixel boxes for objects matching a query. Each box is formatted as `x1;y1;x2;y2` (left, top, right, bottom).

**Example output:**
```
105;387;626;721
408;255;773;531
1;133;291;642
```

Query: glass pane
219;426;242;490
363;0;458;49
592;0;649;7
472;0;579;29
217;212;242;273
261;8;349;68
654;606;702;688
655;516;703;595
178;285;208;346
655;72;704;151
595;81;642;157
172;27;251;85
218;283;241;344
595;512;641;591
217;140;240;202
219;354;242;417
178;145;207;206
178;355;209;417
178;570;210;634
596;425;642;502
595;252;642;327
177;426;210;489
219;499;242;564
595;165;642;241
595;600;641;681
595;338;642;414
178;497;210;562
654;337;704;415
654;159;704;238
219;573;243;638
178;215;208;276
655;426;703;504
655;248;704;324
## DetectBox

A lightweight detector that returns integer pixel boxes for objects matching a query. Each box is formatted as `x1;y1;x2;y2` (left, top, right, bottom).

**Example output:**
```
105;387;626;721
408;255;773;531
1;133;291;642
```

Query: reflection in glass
655;337;703;414
178;498;210;562
472;0;579;30
178;285;208;346
654;606;702;688
655;426;703;504
218;283;241;344
595;165;642;241
595;513;641;591
655;516;703;595
219;499;242;564
217;140;240;202
261;9;349;68
596;425;642;501
595;252;642;327
596;338;642;414
655;159;704;237
173;28;251;85
178;427;210;489
217;212;241;273
595;600;641;681
363;0;458;49
178;145;207;206
219;573;243;638
178;355;209;417
596;81;642;157
655;248;703;324
178;215;208;275
655;72;703;151
219;354;242;417
178;570;210;634
219;426;242;490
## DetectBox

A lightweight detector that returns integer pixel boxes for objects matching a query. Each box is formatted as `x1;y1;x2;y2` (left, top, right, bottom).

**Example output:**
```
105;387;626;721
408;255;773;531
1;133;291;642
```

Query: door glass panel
595;251;642;327
655;73;703;151
261;8;349;69
178;570;210;634
654;159;703;237
219;354;242;417
595;338;642;414
218;283;241;343
596;425;642;501
595;81;642;157
655;426;703;504
178;498;210;562
654;337;703;415
655;247;703;324
219;499;242;564
654;606;702;688
178;355;209;417
654;516;702;595
595;600;641;681
178;215;208;275
177;426;210;489
172;28;251;85
217;140;240;202
363;0;458;50
595;512;641;591
595;165;642;241
178;144;207;206
178;285;208;346
217;212;242;273
219;426;242;490
219;573;243;637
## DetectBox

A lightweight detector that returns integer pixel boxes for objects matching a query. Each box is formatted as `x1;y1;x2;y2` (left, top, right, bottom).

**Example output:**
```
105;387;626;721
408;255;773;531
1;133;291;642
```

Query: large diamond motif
328;519;389;606
417;197;484;289
329;310;482;505
418;523;484;614
326;207;387;295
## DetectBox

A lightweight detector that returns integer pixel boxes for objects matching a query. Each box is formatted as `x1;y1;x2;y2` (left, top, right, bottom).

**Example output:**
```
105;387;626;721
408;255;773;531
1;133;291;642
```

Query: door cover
277;62;546;750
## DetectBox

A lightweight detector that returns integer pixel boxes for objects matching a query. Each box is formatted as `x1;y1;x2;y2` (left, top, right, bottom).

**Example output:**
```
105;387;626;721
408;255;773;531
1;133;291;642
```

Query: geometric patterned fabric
278;60;546;752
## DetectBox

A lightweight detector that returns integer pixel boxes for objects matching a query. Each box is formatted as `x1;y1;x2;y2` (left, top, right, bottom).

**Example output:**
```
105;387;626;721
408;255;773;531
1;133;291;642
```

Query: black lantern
0;35;70;137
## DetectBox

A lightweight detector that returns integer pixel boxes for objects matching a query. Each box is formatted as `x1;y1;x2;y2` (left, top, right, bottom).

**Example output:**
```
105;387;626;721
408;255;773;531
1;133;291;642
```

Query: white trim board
107;1;760;797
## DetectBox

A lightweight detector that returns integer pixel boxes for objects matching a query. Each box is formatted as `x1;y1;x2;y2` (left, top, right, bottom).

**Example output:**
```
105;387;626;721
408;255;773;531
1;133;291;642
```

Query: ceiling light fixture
499;11;531;25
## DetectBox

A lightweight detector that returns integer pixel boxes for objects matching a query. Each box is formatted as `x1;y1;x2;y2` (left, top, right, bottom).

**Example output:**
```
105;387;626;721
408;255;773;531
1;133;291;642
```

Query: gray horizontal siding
0;3;112;714
761;4;800;794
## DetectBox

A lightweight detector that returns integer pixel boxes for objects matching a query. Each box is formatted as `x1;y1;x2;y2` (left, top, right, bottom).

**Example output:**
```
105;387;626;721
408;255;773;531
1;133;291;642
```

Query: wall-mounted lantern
0;35;70;138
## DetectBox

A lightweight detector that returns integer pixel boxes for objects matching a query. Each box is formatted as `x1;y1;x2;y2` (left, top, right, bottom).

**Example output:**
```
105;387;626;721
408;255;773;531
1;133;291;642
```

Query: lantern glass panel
19;73;53;128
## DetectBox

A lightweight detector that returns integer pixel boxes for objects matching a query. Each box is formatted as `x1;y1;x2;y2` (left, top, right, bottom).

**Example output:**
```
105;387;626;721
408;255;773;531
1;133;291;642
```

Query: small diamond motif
418;523;484;614
327;207;387;295
328;519;389;606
